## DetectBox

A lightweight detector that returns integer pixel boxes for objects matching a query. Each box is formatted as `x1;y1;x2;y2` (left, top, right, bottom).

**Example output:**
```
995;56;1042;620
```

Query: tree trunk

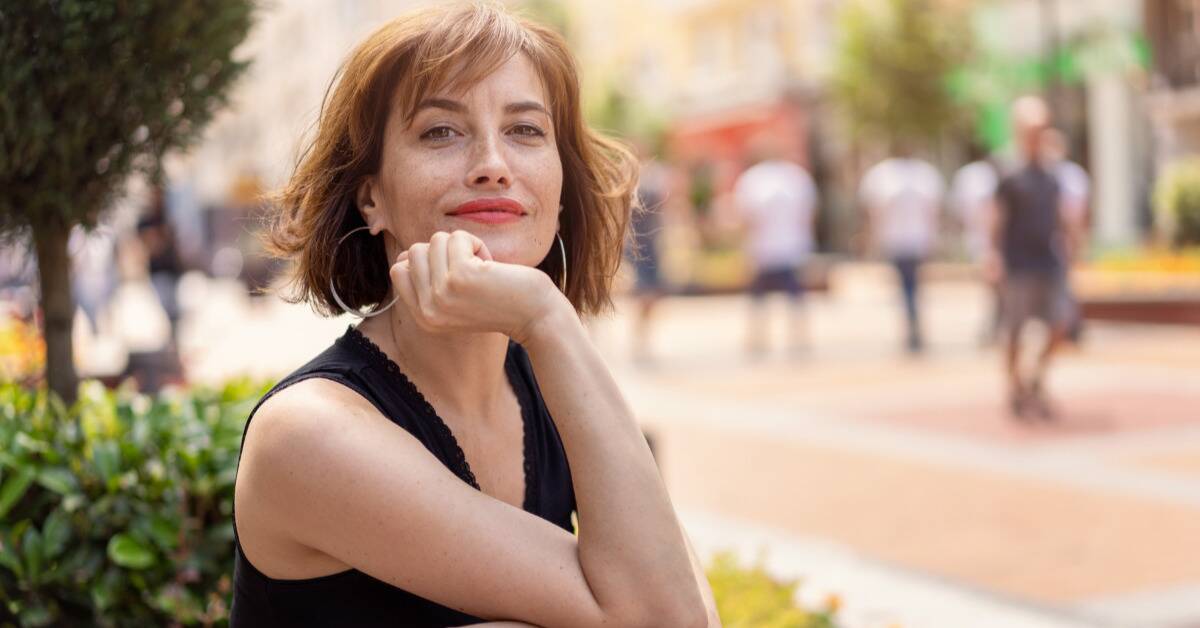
32;219;78;405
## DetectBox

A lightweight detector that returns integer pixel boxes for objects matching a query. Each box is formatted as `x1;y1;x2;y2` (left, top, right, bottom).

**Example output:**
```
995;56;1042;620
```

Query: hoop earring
556;232;568;293
329;225;399;318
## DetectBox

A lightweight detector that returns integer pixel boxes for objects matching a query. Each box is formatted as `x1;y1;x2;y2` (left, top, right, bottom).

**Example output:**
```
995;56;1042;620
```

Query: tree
1;1;256;403
831;0;972;148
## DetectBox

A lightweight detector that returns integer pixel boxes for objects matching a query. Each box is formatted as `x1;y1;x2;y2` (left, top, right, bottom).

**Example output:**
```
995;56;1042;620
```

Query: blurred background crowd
3;1;1200;627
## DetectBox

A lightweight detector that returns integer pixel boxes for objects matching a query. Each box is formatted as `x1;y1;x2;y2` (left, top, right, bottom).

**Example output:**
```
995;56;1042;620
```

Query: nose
465;132;512;189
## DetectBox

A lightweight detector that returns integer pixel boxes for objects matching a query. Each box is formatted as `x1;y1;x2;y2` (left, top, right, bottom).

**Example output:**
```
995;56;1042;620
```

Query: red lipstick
447;197;527;225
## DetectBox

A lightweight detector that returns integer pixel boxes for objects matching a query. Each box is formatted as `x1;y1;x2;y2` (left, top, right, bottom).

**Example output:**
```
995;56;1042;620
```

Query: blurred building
968;0;1153;248
162;0;428;277
172;0;425;199
1144;0;1200;157
567;0;838;177
173;0;1172;257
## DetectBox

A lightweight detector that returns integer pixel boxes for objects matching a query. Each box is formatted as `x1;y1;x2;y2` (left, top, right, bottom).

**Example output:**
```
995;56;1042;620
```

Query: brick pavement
591;266;1200;627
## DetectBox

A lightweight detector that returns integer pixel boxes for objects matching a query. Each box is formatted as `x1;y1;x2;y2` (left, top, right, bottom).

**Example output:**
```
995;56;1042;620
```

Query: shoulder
862;160;887;179
245;376;386;457
235;374;459;545
916;160;944;183
778;161;813;183
997;169;1022;190
734;164;764;188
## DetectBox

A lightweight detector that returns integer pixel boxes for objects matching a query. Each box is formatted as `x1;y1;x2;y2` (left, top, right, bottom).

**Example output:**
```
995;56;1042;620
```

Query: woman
231;3;717;627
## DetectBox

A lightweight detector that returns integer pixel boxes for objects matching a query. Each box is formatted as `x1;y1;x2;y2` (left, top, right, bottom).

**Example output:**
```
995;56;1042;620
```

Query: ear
356;177;387;236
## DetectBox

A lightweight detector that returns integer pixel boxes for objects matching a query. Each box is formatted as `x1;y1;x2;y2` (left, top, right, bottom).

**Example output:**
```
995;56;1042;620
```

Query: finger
406;243;433;313
389;259;419;314
427;231;450;294
451;229;493;262
447;230;478;272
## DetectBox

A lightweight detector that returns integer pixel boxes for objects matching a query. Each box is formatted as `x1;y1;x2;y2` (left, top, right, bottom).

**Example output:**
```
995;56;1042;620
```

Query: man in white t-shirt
733;151;818;357
860;146;945;353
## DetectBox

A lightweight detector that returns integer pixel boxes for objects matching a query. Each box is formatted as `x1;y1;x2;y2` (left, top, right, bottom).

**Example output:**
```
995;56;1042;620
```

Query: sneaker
1008;386;1031;420
1028;379;1058;421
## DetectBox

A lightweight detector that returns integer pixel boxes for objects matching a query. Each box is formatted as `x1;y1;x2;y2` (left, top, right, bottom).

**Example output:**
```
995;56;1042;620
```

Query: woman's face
363;53;564;267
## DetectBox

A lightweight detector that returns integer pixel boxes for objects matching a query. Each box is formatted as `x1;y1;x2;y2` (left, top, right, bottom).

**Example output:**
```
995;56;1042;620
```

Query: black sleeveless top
230;325;577;627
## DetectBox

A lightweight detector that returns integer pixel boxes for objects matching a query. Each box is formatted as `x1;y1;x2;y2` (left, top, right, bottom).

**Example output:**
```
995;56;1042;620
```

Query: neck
355;310;511;422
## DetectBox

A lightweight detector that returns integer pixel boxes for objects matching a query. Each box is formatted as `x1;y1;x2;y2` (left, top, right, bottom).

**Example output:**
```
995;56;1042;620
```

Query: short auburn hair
262;1;637;317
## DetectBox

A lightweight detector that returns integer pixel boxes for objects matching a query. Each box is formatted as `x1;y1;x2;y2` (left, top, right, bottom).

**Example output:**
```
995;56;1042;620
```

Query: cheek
530;150;564;209
382;154;452;241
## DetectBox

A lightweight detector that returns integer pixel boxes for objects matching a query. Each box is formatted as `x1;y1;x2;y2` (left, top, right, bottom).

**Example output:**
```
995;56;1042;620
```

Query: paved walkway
590;266;1200;628
87;264;1200;627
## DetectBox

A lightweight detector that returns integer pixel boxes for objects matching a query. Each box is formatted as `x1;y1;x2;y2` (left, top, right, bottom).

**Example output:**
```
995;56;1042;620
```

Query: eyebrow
504;100;551;117
414;98;551;118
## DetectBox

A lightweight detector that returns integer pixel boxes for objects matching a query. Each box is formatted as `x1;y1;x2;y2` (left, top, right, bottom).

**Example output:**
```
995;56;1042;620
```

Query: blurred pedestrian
69;223;119;336
626;142;670;364
860;142;945;354
1043;128;1090;343
951;142;1002;346
136;186;184;347
990;97;1075;420
733;137;818;357
0;233;37;321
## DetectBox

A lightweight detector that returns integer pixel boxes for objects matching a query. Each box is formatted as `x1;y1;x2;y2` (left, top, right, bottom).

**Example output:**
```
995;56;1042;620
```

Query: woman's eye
511;124;546;137
420;126;457;141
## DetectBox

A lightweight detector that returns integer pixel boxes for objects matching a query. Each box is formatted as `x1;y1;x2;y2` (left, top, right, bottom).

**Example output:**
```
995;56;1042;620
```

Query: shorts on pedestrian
1002;273;1072;332
627;249;662;295
749;266;803;300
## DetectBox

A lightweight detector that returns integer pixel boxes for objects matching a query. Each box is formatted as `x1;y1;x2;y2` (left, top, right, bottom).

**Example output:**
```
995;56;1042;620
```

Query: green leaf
146;515;179;552
18;601;54;627
91;574;118;611
0;467;36;519
107;533;156;570
40;510;70;559
0;534;24;578
22;526;42;584
90;440;121;488
35;467;78;495
13;432;50;454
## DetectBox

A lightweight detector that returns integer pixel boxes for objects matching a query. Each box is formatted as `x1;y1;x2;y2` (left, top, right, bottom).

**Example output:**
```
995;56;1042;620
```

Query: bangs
392;5;553;124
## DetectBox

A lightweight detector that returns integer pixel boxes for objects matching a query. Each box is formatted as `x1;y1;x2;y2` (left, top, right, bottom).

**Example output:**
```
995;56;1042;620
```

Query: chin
475;232;553;268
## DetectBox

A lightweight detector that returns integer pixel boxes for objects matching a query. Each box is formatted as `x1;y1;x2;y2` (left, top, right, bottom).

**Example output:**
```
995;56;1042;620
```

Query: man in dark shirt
990;97;1080;420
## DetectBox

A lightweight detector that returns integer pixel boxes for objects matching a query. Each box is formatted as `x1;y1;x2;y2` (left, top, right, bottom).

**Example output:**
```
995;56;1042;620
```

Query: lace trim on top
345;325;536;512
507;355;540;514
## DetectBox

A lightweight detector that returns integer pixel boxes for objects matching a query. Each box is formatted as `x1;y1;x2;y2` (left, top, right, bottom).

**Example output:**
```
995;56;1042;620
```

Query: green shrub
0;378;271;626
707;551;841;628
1154;158;1200;246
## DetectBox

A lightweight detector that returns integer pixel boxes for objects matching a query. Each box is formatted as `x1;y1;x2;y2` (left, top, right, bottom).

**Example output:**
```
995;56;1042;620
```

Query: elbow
624;592;710;628
657;602;711;628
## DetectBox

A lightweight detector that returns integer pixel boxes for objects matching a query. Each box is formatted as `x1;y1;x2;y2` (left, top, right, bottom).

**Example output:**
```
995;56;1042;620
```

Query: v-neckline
345;325;537;514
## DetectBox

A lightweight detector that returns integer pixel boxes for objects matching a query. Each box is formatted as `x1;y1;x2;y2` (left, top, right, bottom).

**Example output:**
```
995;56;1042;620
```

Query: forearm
522;302;704;623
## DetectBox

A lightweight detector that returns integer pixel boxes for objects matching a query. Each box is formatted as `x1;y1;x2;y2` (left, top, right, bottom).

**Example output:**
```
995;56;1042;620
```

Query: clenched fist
389;230;566;344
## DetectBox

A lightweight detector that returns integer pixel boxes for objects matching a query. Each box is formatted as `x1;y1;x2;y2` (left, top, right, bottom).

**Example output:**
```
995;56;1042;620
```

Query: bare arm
237;230;708;627
1059;198;1086;264
520;303;713;625
987;191;1007;284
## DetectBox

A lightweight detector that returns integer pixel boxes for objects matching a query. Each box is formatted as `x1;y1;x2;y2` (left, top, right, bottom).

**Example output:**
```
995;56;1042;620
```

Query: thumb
466;233;493;261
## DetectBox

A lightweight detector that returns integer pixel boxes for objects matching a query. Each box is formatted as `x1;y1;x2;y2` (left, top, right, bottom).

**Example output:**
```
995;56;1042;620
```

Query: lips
447;197;526;217
446;197;527;225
